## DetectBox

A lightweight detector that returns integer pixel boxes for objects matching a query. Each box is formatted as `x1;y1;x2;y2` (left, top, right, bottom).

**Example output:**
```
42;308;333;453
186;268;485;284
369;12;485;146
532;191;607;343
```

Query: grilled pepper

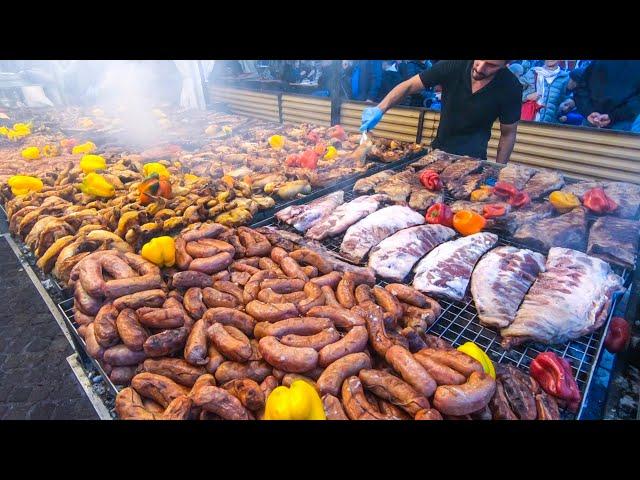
80;154;106;174
72;141;97;155
140;236;176;267
7;175;43;196
453;210;486;236
299;150;318;170
285;153;301;167
419;169;442;191
583;187;618;214
604;317;631;354
143;162;170;179
470;185;493;202
324;145;338;160
268;135;285;150
483;203;507;219
549;191;581;213
426;202;454;227
508;191;530;208
80;172;115;198
21;147;41;160
493;181;518;199
529;352;581;412
264;380;326;420
138;173;172;205
328;124;347;140
0;126;8;136
457;342;495;379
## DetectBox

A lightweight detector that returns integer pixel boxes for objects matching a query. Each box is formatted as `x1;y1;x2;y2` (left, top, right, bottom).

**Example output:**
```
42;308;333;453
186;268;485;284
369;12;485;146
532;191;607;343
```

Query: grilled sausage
183;287;207;320
115;308;148;351
202;307;255;336
318;326;368;367
433;372;497;416
281;328;341;351
254;317;334;339
316;352;371;397
258;336;319;373
184;319;209;365
385;345;437;398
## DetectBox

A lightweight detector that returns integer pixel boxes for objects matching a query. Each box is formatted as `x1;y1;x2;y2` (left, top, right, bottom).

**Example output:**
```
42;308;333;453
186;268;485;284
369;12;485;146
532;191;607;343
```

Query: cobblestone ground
0;235;97;420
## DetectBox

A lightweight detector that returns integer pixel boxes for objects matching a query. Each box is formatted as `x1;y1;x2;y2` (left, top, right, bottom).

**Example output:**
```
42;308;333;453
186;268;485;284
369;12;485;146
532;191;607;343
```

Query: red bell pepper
493;181;518;199
419;170;442;191
483;203;507;218
583;187;618;214
604;317;631;353
426;202;453;227
285;154;301;167
328;125;347;141
299;150;318;169
508;191;530;208
529;352;581;412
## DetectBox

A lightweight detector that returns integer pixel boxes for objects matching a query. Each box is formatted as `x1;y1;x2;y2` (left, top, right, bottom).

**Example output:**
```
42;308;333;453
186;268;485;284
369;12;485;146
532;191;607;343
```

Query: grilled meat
501;247;624;348
513;207;587;252
587;216;640;269
523;169;565;200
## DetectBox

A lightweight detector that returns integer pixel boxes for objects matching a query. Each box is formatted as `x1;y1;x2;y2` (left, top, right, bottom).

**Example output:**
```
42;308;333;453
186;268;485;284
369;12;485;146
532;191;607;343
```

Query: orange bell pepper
453;210;486;236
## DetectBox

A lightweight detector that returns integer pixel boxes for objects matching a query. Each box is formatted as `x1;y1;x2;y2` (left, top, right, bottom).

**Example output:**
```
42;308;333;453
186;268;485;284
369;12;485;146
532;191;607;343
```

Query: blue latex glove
485;177;497;187
360;107;383;132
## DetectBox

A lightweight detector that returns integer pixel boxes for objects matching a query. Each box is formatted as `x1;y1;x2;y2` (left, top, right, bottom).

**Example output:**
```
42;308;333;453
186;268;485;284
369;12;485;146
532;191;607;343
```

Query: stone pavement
0;235;97;420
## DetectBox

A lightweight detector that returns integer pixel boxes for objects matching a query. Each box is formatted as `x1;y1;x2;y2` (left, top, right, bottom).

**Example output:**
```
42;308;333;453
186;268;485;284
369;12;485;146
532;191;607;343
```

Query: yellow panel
211;87;277;101
487;139;640;173
486;148;640;183
341;102;421;119
490;122;640;149
282;112;331;123
282;103;331;115
210;94;278;108
282;95;331;107
489;131;640;160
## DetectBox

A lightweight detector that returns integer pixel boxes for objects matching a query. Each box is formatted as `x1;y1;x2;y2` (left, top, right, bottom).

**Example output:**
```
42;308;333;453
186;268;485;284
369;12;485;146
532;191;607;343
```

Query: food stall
0;64;638;421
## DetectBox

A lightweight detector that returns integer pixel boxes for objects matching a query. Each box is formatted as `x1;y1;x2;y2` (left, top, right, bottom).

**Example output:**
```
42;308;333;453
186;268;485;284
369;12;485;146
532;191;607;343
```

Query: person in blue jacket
350;60;383;103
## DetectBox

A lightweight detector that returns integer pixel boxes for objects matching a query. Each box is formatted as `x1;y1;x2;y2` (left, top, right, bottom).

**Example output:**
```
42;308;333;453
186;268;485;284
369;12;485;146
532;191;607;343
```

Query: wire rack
253;168;634;419
58;297;121;398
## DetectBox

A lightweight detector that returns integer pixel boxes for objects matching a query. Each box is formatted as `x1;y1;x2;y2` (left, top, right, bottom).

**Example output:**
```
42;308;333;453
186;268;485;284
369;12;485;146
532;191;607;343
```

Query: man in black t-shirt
360;60;521;163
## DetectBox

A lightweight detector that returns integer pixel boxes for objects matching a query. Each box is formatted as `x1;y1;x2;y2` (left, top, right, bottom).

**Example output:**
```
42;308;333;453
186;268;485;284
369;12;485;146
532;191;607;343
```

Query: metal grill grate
58;297;121;398
254;170;632;419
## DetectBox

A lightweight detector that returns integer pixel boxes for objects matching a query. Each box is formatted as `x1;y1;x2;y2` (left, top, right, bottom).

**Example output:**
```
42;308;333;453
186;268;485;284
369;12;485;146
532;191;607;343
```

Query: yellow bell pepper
470;185;493;202
7;175;43;196
140;236;175;267
324;145;338;160
549;191;581;213
222;125;232;135
72;141;97;155
0;126;9;136
80;154;106;173
264;380;326;420
21;147;41;160
457;342;495;379
79;172;115;198
268;135;285;150
143;162;170;179
13;122;31;132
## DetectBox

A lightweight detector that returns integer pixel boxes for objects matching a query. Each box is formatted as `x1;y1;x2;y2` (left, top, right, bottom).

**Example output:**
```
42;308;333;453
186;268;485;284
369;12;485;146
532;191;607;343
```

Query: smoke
89;60;176;147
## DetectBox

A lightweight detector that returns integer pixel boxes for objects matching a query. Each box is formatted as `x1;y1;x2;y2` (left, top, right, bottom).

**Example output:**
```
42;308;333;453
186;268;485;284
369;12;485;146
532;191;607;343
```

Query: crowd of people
213;60;640;133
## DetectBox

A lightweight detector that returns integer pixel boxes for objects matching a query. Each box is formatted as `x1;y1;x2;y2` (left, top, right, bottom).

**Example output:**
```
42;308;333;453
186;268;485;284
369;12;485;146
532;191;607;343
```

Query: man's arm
495;122;518;164
377;75;425;112
607;93;640;124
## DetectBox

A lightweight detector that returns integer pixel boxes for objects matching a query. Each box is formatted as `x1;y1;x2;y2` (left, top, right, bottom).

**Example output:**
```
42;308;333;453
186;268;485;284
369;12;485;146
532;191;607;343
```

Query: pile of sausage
70;221;558;420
